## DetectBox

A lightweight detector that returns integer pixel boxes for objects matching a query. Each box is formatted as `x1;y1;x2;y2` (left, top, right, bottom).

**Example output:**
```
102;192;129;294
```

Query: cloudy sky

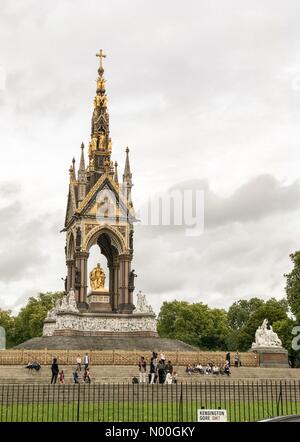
1;0;300;313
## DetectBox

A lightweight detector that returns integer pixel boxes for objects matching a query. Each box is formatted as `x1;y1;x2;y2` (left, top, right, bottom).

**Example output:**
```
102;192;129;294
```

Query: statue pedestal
250;347;289;368
42;290;158;338
87;289;112;313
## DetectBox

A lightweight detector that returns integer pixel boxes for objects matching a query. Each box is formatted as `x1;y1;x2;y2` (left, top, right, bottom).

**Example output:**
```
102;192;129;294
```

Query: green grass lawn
0;399;299;422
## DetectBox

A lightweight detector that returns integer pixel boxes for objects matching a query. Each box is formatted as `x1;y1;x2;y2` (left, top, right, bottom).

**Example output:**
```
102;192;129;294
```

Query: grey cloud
0;183;61;283
134;175;300;309
206;175;300;227
1;0;300;311
168;175;300;229
0;182;21;198
135;175;300;240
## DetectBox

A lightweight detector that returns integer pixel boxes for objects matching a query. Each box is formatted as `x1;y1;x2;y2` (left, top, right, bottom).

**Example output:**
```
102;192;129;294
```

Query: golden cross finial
96;49;106;69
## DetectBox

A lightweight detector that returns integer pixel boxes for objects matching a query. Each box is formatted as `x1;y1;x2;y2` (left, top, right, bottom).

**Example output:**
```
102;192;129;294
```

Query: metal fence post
77;384;81;422
179;383;183;422
276;381;283;416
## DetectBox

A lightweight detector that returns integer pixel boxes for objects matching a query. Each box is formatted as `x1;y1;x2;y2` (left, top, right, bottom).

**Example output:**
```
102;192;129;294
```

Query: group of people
50;353;91;384
185;352;241;377
186;362;230;376
226;351;241;367
138;352;178;384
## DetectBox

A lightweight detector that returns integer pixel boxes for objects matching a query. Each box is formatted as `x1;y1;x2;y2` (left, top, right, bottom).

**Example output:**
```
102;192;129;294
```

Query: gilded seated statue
90;263;106;291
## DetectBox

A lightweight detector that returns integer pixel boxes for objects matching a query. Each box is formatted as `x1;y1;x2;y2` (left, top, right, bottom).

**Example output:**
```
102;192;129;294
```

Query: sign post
197;409;227;422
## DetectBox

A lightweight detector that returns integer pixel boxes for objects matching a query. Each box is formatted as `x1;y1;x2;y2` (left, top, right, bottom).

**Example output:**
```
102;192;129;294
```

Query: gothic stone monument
43;50;158;339
250;319;289;367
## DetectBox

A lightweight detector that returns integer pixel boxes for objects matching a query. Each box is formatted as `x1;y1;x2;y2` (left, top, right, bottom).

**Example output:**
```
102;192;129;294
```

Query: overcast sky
1;0;300;314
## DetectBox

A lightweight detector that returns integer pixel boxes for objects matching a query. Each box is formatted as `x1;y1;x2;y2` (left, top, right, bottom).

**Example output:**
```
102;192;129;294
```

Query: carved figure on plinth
252;319;283;349
129;269;137;292
75;267;81;288
134;290;154;314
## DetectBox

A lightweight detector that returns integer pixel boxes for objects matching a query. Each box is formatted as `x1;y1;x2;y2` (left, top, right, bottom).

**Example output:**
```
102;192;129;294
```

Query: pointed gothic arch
84;224;126;255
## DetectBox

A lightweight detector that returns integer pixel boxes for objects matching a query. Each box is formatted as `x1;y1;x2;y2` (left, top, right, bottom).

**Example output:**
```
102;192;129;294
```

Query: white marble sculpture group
134;290;154;314
251;319;282;349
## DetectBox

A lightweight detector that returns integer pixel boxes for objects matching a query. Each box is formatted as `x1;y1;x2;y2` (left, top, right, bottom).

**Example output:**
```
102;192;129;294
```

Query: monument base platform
43;310;158;338
250;347;289;368
14;336;198;351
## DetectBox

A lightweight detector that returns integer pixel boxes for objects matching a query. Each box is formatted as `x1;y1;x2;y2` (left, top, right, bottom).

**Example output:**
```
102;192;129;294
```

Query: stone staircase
0;365;299;384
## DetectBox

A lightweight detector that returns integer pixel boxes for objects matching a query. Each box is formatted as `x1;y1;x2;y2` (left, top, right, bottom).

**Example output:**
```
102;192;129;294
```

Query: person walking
83;368;91;384
138;356;147;383
149;357;156;384
59;370;65;384
50;358;59;384
76;354;82;371
73;368;79;384
83;353;90;369
226;352;231;366
234;351;239;368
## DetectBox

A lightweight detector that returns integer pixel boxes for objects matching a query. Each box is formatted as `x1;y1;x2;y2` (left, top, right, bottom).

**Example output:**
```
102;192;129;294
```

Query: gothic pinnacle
79;142;85;172
114;161;119;184
123;147;132;184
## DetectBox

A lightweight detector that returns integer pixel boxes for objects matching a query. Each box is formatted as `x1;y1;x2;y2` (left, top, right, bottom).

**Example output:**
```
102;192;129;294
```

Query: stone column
76;252;89;308
118;254;134;313
108;262;113;310
113;259;120;311
66;259;75;292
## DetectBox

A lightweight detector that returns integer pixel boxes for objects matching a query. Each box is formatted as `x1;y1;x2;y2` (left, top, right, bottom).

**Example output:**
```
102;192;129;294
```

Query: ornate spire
78;143;87;203
88;49;112;180
123;147;132;186
69;158;76;183
114;161;119;184
79;142;85;172
122;147;133;207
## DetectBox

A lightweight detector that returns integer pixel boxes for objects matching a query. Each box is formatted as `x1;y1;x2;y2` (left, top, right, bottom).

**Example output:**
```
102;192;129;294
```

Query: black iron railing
0;380;299;422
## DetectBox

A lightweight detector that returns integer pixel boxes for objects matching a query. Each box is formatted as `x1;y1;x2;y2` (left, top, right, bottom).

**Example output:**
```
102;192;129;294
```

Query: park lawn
0;400;299;422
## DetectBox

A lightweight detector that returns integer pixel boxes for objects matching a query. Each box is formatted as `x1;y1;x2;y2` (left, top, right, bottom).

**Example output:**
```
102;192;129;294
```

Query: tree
231;298;289;351
285;252;300;321
13;292;64;346
157;300;230;350
198;308;231;350
273;318;300;368
227;298;264;330
0;309;15;348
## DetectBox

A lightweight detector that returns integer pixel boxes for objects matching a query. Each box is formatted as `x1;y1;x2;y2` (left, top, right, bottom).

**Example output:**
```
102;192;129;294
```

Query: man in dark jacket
157;360;166;384
51;358;59;384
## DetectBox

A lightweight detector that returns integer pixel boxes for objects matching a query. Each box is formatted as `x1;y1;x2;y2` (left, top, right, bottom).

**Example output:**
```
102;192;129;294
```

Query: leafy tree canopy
285;252;300;321
13;292;64;346
0;292;64;348
157;300;230;350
